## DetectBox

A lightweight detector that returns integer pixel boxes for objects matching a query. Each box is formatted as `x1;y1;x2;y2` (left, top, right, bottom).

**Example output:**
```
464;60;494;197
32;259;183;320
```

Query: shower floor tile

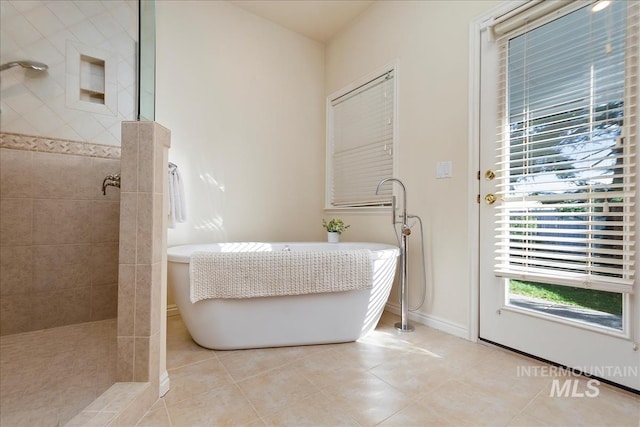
0;319;116;427
138;312;640;426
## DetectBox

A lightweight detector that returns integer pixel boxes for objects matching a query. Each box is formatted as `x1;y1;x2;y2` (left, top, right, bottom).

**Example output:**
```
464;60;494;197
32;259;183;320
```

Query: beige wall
156;1;325;247
326;0;499;333
156;0;500;335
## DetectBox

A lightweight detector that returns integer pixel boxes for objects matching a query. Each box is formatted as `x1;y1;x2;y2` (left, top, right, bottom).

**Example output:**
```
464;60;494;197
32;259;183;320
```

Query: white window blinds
493;1;639;294
328;70;395;208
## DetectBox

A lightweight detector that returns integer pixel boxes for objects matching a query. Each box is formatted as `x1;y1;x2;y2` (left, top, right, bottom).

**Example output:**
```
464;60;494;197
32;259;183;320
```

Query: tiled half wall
0;132;121;335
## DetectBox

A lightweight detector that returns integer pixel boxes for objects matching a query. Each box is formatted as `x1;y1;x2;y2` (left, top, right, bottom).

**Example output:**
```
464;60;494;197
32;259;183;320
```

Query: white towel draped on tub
189;250;373;302
168;163;186;228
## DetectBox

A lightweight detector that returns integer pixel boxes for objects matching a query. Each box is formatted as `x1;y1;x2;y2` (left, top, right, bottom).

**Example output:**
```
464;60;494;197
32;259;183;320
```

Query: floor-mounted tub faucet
102;174;121;195
376;177;414;332
376;178;408;228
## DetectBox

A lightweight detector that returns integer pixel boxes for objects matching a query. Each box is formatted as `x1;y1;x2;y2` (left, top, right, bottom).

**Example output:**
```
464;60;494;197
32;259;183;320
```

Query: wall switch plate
436;161;452;178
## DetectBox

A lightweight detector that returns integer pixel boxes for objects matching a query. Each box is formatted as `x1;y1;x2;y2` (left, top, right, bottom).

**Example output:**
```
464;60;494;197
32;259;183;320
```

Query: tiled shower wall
0;134;121;335
0;0;137;146
0;0;136;335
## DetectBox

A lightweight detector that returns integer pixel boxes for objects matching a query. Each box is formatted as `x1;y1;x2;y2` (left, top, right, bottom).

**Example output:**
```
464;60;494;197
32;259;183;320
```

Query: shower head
0;60;48;72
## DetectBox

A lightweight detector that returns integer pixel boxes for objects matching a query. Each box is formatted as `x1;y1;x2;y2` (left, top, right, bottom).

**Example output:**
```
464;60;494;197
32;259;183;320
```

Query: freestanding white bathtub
167;242;399;350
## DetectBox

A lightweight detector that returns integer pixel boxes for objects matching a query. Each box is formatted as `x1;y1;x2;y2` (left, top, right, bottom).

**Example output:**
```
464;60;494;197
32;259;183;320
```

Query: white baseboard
384;302;469;340
167;304;180;317
159;370;170;398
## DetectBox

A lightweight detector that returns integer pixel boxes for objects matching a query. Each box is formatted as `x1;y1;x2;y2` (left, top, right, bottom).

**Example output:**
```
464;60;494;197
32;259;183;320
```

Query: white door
478;0;640;391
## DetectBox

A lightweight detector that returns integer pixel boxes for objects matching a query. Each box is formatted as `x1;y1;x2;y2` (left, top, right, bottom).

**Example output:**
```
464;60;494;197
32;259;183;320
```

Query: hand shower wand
0;61;48;72
376;178;414;332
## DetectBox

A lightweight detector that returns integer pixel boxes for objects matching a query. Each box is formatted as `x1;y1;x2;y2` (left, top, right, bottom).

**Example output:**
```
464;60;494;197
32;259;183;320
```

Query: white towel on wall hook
168;163;186;228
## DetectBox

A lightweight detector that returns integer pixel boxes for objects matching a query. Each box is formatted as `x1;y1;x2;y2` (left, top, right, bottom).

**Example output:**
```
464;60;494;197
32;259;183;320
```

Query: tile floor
137;312;639;426
0;319;117;426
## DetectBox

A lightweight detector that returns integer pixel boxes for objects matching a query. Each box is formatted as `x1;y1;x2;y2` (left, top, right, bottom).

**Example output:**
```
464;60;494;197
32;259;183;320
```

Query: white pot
327;232;340;243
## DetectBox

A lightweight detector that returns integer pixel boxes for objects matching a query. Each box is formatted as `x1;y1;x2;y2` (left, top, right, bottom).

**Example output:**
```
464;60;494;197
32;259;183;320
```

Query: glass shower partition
139;0;156;121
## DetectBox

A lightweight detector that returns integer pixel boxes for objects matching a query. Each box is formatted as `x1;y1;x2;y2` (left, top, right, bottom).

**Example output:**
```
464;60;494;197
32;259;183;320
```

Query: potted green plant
322;218;350;243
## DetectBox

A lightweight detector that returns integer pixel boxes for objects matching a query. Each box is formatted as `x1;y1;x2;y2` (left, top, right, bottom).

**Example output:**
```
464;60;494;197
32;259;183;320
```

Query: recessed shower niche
80;55;106;104
66;41;118;116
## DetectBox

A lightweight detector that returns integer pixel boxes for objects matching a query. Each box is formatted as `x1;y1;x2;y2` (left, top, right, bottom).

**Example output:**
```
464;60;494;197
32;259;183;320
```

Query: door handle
485;193;498;205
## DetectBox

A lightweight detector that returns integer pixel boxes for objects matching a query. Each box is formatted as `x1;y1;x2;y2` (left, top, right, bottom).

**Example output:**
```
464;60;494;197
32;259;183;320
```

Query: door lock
485;169;496;180
485;193;498;205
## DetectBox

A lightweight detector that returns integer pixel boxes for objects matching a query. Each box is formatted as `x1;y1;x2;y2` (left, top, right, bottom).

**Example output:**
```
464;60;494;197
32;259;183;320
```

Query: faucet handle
102;173;121;196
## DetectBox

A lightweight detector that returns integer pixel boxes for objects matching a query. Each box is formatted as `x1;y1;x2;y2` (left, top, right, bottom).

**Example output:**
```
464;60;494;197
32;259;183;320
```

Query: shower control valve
402;226;411;236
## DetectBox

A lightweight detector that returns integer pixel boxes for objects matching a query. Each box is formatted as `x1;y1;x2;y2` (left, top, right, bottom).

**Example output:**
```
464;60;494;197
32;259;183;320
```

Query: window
326;65;396;208
492;1;639;294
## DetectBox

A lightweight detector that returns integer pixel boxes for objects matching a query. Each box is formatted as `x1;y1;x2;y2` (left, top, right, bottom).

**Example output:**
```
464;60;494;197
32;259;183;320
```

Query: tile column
117;121;170;395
